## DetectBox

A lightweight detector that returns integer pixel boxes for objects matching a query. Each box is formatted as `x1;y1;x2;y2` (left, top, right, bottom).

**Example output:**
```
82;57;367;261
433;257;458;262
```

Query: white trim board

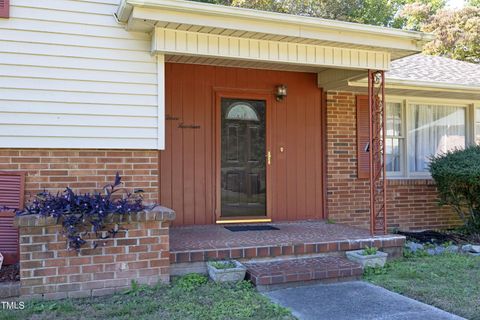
152;28;391;71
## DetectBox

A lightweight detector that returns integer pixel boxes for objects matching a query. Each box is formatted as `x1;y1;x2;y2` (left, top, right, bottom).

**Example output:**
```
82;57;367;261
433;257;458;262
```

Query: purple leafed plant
17;173;145;251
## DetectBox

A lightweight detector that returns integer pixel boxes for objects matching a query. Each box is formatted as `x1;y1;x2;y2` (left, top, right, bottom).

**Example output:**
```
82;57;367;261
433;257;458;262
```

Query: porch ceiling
117;0;431;71
166;54;329;73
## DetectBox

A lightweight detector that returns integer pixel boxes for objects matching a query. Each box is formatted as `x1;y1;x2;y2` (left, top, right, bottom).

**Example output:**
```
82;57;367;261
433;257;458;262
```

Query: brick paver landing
169;221;405;264
172;221;382;251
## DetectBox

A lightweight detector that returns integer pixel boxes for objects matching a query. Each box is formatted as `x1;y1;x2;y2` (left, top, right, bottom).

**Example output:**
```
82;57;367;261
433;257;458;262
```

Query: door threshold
216;218;272;224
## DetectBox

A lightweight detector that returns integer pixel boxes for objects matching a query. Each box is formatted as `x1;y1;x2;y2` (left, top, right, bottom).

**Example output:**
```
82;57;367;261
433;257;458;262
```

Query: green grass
0;274;294;320
364;253;480;320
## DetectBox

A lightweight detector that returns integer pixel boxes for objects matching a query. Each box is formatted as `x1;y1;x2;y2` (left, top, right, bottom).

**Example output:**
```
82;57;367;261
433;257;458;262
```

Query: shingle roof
388;54;480;87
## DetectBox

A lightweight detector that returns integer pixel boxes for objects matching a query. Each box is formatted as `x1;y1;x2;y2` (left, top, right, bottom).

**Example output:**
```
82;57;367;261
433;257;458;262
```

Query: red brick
33;268;57;277
129;245;148;253
44;259;67;267
82;265;104;273
93;256;114;264
58;266;80;274
138;252;159;260
150;259;169;268
93;272;115;280
70;257;92;265
116;254;137;262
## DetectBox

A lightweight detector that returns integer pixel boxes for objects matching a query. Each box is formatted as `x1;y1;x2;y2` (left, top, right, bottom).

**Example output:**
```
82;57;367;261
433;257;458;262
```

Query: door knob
267;151;271;165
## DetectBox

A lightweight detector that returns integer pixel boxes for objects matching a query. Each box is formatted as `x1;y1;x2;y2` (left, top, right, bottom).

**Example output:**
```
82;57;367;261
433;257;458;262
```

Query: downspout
115;0;134;24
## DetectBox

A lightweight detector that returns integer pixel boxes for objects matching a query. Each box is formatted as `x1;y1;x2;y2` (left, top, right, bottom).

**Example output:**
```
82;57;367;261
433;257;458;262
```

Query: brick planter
14;206;175;300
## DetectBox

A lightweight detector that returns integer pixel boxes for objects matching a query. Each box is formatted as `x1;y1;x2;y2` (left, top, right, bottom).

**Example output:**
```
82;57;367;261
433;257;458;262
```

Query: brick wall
15;208;174;299
387;179;459;230
326;91;460;231
326;92;370;229
0;149;159;203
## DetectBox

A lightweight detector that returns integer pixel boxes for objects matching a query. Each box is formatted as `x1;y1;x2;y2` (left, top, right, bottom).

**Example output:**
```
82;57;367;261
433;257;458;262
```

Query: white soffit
117;0;432;67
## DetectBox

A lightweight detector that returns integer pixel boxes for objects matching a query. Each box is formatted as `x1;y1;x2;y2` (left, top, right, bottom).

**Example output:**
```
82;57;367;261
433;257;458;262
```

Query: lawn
364;252;480;320
0;274;294;320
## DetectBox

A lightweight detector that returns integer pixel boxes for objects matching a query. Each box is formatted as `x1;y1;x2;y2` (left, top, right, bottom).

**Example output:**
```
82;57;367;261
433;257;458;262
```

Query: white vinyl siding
0;0;160;149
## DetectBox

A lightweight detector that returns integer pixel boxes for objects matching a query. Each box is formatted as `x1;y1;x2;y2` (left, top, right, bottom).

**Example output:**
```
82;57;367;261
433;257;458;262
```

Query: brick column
14;206;175;300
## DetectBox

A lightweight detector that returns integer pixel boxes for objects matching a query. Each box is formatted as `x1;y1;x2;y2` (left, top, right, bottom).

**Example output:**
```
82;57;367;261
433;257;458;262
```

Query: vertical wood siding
0;0;159;149
160;63;324;225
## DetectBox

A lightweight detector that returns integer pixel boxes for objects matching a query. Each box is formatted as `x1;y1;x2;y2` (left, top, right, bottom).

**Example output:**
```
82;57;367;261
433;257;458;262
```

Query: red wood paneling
0;171;25;265
356;95;370;179
161;63;324;225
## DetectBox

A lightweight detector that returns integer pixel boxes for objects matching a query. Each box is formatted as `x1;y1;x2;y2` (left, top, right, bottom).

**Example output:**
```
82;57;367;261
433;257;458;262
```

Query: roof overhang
348;74;480;99
319;76;477;101
117;0;433;71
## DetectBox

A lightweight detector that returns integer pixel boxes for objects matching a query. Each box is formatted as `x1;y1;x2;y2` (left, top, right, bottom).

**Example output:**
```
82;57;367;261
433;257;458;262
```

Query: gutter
117;0;434;44
349;78;480;94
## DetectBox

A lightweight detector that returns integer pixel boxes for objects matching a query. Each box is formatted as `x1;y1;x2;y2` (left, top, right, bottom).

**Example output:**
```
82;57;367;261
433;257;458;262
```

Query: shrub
17;173;145;250
429;145;480;233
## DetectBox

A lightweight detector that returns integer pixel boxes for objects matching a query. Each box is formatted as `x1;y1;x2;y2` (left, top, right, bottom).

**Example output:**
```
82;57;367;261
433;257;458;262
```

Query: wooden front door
216;92;272;222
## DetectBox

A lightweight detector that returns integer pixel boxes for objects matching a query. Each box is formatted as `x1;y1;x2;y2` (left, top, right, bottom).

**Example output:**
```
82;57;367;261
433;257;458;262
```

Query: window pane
409;104;466;173
386;137;402;172
386;102;403;174
476;108;480;145
386;102;402;137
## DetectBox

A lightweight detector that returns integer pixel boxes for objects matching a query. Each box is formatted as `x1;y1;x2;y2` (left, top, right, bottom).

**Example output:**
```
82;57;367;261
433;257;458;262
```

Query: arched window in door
225;102;259;121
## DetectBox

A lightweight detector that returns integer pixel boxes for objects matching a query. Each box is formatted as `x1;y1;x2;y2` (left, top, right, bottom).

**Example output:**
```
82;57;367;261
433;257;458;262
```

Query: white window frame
474;102;480;145
386;96;474;179
385;99;406;178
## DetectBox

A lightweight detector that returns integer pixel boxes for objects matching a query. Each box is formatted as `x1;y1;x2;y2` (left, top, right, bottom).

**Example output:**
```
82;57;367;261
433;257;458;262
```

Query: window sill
386;178;435;186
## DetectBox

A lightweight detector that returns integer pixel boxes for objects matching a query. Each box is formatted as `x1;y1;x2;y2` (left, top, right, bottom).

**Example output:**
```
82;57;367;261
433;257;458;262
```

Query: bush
429;145;480;233
17;173;145;250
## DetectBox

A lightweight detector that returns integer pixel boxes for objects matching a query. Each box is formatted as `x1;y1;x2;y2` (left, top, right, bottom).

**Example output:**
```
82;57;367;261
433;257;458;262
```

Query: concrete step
244;256;362;291
0;281;20;299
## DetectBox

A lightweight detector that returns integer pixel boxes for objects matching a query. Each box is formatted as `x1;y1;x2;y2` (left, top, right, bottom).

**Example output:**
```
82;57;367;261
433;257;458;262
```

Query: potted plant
207;260;246;283
346;246;388;268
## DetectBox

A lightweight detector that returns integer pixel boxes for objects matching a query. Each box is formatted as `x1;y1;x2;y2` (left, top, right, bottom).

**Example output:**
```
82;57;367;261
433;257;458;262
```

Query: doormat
225;225;279;232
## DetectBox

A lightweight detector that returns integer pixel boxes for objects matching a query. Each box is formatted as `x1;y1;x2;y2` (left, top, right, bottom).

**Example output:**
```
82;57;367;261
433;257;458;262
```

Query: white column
157;53;165;150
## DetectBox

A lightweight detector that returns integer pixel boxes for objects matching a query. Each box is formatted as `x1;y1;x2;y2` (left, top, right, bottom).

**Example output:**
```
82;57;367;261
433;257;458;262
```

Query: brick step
244;256;362;290
170;236;405;264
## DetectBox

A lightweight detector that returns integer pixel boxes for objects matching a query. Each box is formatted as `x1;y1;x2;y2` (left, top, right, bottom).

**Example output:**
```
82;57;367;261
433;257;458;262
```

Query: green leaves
430;145;480;233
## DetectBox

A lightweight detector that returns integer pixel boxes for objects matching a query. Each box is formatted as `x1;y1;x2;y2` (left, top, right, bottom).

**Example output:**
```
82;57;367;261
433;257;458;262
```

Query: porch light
275;85;287;101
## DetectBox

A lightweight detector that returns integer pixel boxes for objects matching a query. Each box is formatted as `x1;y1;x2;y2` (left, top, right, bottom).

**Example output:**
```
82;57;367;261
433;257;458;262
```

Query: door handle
267;151;271;165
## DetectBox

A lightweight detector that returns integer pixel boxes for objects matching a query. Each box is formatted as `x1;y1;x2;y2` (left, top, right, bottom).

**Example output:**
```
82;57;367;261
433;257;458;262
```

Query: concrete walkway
265;281;465;320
